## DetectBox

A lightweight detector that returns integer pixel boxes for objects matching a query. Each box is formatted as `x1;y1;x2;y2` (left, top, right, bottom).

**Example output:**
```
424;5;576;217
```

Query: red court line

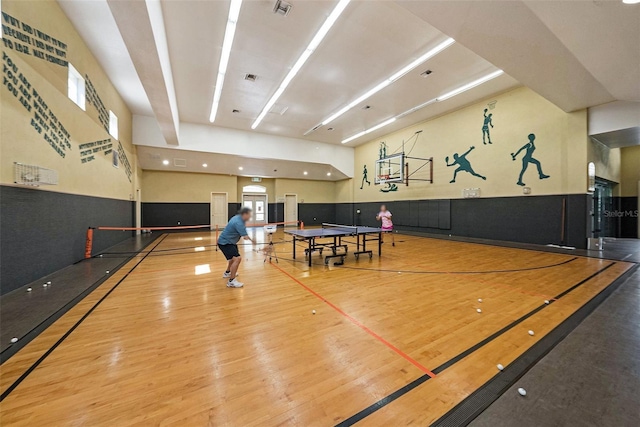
270;262;436;378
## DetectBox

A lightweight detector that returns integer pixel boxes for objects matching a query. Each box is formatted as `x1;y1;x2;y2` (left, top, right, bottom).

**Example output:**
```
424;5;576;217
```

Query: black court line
432;262;639;427
0;235;160;364
398;230;640;265
0;234;169;402
276;253;579;275
335;262;617;427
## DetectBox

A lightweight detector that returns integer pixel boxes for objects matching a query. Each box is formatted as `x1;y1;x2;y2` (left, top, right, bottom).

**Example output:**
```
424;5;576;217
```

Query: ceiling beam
107;0;180;145
397;0;615;112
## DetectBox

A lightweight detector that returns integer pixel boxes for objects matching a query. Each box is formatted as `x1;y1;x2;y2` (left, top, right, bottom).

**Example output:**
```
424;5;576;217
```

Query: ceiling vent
174;158;187;168
269;104;289;115
244;73;257;82
273;0;292;16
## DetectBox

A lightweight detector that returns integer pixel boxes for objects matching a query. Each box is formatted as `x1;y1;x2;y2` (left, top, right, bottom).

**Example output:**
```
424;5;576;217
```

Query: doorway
284;194;298;226
592;178;616;238
243;194;267;225
210;192;228;230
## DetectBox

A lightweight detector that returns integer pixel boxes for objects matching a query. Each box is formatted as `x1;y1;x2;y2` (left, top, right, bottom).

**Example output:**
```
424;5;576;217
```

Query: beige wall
587;138;621;189
353;87;589;202
1;0;136;200
140;171;339;205
620;145;640;197
141;171;238;203
274;178;336;203
236;177;275;202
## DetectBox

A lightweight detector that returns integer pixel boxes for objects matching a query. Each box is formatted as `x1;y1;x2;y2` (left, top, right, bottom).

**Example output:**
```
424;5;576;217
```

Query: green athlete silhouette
511;133;550;186
482;109;494;144
360;164;371;189
446;146;486;183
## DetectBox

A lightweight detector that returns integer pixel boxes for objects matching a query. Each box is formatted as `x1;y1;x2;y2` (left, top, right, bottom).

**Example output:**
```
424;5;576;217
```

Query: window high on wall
243;185;266;193
67;63;86;110
109;110;118;140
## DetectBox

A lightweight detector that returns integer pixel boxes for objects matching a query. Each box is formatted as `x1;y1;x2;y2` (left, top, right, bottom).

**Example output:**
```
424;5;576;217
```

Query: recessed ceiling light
162;160;169;165
238;166;243;170
327;172;331;176
252;0;351;129
209;0;243;123
202;163;208;167
303;171;308;175
622;0;640;4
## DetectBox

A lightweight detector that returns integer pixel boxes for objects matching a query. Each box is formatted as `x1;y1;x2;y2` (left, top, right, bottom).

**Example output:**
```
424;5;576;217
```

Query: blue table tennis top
285;226;383;238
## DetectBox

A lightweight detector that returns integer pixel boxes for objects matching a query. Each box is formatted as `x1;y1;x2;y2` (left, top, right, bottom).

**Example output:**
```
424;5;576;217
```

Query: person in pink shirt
376;204;395;246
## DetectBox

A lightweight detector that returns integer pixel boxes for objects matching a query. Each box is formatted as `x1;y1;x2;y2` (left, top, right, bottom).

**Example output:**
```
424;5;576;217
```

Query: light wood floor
0;230;633;426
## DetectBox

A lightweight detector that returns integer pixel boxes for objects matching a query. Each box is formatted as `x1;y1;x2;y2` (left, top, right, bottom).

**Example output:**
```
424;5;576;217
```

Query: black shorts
218;244;240;260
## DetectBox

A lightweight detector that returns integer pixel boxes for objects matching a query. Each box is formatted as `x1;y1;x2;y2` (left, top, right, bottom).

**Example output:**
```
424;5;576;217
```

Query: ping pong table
285;223;384;266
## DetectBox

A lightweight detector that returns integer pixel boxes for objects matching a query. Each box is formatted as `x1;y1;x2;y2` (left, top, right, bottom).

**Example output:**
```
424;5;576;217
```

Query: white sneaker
227;278;244;288
222;272;239;279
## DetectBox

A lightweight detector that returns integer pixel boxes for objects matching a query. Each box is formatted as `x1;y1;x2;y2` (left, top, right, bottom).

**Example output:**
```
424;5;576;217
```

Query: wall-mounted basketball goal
375;131;433;186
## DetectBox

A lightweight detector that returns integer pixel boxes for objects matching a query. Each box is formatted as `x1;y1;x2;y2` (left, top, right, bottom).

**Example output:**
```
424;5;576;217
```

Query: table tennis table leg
378;232;382;255
292;236;296;260
308;238;313;267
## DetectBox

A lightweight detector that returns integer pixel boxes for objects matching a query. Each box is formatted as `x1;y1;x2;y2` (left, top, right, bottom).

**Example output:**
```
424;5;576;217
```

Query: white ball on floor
106;270;110;274
544;300;550;304
27;287;32;292
528;330;535;336
518;387;527;396
47;281;51;285
312;310;316;315
11;337;18;343
43;284;48;287
477;308;482;313
497;363;504;371
478;298;483;303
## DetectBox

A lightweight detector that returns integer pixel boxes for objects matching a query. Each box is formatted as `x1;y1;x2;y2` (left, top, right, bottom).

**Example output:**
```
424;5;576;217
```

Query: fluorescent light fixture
252;0;351;129
341;69;503;144
437;70;504;101
342;117;396;144
162;160;169;165
303;171;308;175
623;0;640;4
327;172;331;176
317;38;454;129
209;0;243;123
202;163;208;167
238;166;243;170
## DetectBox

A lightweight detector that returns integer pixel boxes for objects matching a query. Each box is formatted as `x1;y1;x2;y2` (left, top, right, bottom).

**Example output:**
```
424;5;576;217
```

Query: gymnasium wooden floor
0;229;633;426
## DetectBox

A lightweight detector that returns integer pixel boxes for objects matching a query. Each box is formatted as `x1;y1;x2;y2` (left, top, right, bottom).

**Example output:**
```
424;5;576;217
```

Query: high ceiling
58;0;639;152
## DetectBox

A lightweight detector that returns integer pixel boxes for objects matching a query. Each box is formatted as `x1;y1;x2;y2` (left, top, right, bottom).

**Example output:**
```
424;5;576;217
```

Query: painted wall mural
3;52;71;158
85;75;110;134
511;133;550;186
445;146;486;183
79;138;112;164
1;12;68;66
360;164;371;189
482;108;494;145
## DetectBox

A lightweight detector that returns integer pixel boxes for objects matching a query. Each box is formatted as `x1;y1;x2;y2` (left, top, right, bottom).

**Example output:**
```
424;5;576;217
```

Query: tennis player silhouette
482;109;494;144
446;146;486;183
511;133;550;186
